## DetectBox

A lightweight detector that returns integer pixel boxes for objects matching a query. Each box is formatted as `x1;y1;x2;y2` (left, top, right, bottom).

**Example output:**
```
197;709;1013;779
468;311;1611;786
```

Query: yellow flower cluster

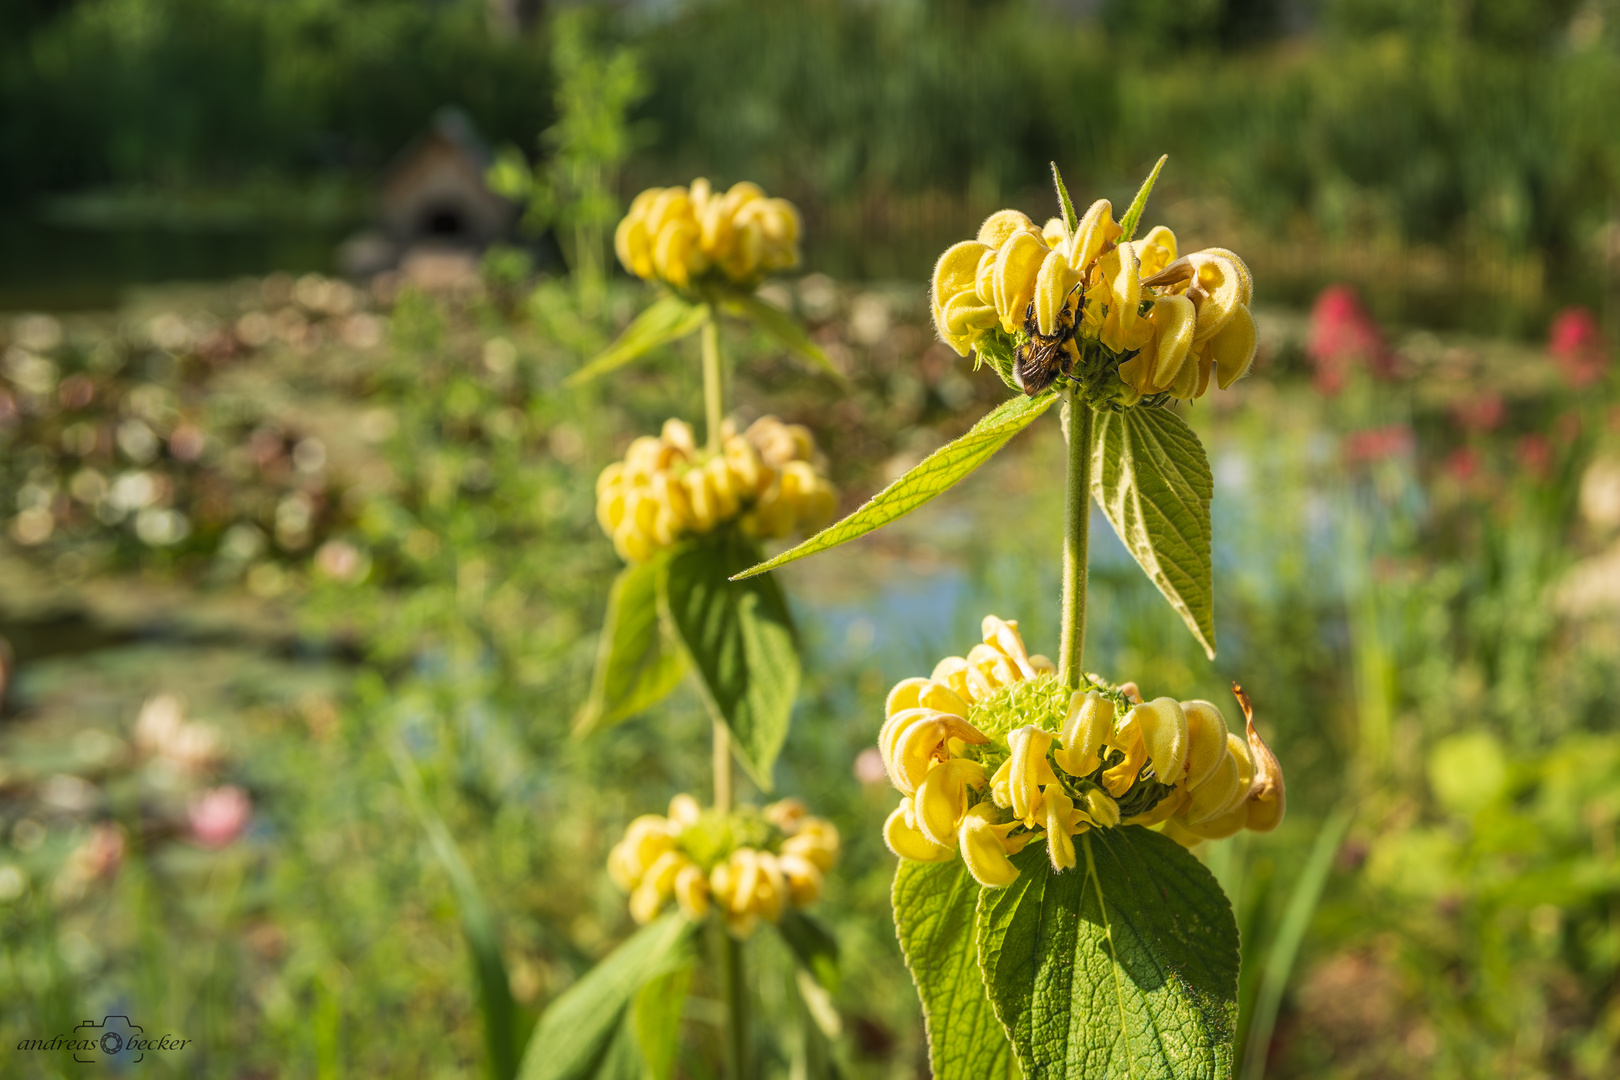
595;416;837;563
608;795;839;937
930;200;1258;402
615;179;802;291
878;616;1284;888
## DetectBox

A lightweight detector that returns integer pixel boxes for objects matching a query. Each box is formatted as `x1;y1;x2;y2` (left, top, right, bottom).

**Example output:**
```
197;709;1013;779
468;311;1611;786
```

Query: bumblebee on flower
930;164;1259;406
609;795;839;937
878;616;1285;887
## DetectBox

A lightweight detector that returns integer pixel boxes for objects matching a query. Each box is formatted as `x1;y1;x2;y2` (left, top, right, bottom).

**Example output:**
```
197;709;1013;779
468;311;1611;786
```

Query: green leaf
776;909;840;992
567;295;709;386
1118;155;1168;243
1091;406;1216;659
1051;162;1079;234
660;531;800;787
632;965;693;1080
733;393;1059;580
575;555;688;736
388;737;522;1080
976;827;1239;1080
518;914;695;1080
893;859;1020;1080
724;293;847;384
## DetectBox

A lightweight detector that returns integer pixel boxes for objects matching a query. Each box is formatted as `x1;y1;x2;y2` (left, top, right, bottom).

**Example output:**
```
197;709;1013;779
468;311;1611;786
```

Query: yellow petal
1006;725;1059;825
1144;294;1198;393
1180;700;1231;791
976;209;1041;249
1210;305;1258;390
1082;788;1121;828
931;656;973;701
1067;199;1121;272
1042;216;1071;250
886;800;954;861
1136;225;1179;278
1187;251;1246;344
1054;689;1114;776
993;232;1050;334
959;804;1021;887
1185;749;1241;825
885;678;933;717
981;615;1037;678
913;758;987;846
1134;698;1189;785
932;241;994;324
1033;249;1081;338
1043;785;1077;871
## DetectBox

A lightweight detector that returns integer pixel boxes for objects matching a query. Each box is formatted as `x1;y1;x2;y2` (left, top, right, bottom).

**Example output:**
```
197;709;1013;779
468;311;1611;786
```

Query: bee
1013;288;1082;396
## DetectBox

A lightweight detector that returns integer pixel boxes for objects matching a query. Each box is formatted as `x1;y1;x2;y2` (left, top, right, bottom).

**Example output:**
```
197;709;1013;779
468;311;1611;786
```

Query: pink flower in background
853;747;888;786
1451;393;1505;433
1444;446;1482;483
1307;285;1390;395
1343;424;1415;463
1517;434;1553;477
189;785;252;848
1547;307;1608;388
54;822;127;902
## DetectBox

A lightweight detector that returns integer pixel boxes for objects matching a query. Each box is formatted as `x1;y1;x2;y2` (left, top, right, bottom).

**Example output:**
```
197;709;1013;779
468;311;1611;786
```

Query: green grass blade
389;737;521;1080
732;392;1058;580
1239;806;1355;1080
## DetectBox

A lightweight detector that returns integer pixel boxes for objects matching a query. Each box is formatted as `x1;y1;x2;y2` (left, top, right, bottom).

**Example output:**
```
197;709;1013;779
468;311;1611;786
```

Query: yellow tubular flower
1185;748;1242;826
616;180;801;290
1068;199;1121;273
1134;697;1190;785
886;799;956;861
1208;304;1259;390
1055;689;1115;776
992;233;1050;334
1042;784;1079;871
976;209;1043;249
781;817;840;871
1033;249;1081;337
1181;700;1231;791
889;711;992;794
779;853;825;905
959;803;1022;888
1119;294;1198;397
1004;725;1060;825
1186;251;1248;344
1136;225;1179;278
914;758;988;846
674;863;710;919
1082;788;1121;829
982;615;1039;679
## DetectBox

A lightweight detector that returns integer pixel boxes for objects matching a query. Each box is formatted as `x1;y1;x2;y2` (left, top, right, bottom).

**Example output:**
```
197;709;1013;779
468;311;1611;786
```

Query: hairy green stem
1059;389;1094;689
701;312;724;454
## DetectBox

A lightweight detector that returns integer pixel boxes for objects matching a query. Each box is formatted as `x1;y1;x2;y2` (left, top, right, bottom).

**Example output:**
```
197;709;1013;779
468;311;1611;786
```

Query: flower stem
702;310;724;454
1059;388;1094;689
713;921;749;1080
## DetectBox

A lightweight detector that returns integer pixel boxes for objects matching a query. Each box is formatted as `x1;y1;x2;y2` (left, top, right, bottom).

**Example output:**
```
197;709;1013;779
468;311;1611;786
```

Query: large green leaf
893;859;1019;1080
575;554;687;736
1091;406;1216;658
518;914;695;1080
660;531;799;787
976;827;1239;1080
734;393;1059;580
567;294;710;386
632;965;693;1080
724;293;846;384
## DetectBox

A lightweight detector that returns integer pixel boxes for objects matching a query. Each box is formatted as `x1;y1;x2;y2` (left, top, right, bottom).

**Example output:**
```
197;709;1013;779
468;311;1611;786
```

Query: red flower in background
189;785;252;848
1517;434;1553;478
1343;424;1414;463
1308;285;1391;395
1444;446;1481;483
1546;306;1609;388
1451;393;1505;433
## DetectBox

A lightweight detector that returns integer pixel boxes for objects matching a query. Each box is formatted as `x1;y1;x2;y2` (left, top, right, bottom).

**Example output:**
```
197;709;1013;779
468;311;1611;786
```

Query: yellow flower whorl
928;197;1258;403
608;795;839;936
876;615;1285;888
595;416;837;563
615;179;802;291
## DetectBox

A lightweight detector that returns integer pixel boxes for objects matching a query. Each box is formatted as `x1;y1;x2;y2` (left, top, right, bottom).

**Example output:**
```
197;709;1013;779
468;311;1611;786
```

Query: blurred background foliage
2;1;1620;1078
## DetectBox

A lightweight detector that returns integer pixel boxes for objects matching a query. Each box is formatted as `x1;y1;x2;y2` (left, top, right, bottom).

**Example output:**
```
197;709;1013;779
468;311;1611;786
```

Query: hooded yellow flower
875;616;1285;887
615;179;801;292
596;416;837;563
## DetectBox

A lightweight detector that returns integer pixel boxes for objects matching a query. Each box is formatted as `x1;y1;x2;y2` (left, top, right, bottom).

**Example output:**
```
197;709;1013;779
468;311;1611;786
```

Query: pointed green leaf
567;295;709;386
518;914;695;1080
575;555;688;736
976;827;1239;1080
632;964;693;1080
724;293;847;384
1051;162;1079;234
776;909;840;992
893;859;1020;1080
660;531;799;787
1091;406;1216;658
733;393;1059;580
1118;155;1168;243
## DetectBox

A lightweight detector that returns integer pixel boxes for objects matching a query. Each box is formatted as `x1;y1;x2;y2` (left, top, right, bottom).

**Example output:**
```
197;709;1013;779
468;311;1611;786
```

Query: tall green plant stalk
1059;390;1094;689
699;305;746;1080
